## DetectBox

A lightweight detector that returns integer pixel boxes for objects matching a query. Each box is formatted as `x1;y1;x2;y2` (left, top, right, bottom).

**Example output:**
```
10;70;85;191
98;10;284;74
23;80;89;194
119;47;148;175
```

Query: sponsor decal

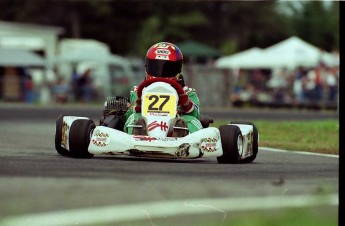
61;122;69;149
155;49;171;55
155;55;169;60
92;130;109;147
200;138;218;152
244;132;253;157
133;136;178;142
134;136;157;142
148;112;169;117
148;121;168;132
155;43;170;49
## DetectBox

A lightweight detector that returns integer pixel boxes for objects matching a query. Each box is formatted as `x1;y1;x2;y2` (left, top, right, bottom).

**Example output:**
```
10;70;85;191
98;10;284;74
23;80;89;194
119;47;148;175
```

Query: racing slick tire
231;121;259;163
217;125;242;164
55;114;70;156
69;119;95;158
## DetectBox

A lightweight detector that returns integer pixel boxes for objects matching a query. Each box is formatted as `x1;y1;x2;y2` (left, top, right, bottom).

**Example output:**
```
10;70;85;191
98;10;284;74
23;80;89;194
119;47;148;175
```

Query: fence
182;65;233;108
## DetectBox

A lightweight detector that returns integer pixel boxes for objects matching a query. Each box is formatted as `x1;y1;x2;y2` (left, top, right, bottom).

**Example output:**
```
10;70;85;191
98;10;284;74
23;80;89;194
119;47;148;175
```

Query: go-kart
55;78;259;163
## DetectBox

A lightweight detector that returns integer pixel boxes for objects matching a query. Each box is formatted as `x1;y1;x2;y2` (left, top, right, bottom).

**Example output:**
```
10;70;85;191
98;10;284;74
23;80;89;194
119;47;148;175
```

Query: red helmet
145;42;183;80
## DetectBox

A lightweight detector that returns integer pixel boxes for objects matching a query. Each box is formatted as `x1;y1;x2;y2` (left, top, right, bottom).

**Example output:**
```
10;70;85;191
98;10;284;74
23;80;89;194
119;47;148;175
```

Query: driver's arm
124;86;139;120
179;86;200;119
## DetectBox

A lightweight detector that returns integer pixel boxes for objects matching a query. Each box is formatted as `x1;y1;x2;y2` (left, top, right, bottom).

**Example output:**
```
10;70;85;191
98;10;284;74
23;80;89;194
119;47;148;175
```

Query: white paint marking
142;210;156;226
184;201;227;226
261;147;339;158
1;194;338;226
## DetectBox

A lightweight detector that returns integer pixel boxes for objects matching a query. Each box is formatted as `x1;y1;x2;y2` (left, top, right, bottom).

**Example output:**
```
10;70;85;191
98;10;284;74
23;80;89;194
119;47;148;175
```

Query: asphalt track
0;105;339;225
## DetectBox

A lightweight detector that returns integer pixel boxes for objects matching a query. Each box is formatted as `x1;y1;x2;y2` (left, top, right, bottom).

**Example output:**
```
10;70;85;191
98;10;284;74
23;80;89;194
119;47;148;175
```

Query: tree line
0;0;339;56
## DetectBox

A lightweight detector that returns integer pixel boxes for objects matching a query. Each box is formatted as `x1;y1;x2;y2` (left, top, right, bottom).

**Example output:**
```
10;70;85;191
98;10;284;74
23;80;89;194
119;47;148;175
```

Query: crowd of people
50;68;99;103
230;64;339;109
45;61;339;111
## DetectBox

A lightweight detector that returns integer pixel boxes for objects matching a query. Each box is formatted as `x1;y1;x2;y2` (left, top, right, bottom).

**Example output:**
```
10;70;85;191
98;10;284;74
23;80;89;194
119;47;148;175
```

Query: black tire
55;114;70;156
217;125;242;164
231;121;259;163
69;119;95;158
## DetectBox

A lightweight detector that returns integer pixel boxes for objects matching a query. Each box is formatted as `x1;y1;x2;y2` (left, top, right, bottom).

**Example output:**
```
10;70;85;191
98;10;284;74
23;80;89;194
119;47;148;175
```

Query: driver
124;42;203;137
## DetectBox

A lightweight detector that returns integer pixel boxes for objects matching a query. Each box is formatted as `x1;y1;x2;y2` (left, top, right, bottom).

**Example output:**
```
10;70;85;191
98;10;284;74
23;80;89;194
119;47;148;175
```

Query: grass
113;205;338;226
213;119;339;155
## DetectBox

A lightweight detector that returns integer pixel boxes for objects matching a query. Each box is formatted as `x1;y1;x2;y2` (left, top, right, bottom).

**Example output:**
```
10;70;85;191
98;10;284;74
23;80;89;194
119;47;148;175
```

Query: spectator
292;67;306;104
71;69;80;101
308;64;325;102
52;77;70;103
24;74;34;103
77;68;94;102
325;68;338;102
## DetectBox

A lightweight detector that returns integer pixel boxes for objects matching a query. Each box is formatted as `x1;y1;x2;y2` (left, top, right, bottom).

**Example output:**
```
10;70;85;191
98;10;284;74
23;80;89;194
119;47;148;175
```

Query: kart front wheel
69;119;95;158
55;114;70;156
231;121;259;163
217;125;242;164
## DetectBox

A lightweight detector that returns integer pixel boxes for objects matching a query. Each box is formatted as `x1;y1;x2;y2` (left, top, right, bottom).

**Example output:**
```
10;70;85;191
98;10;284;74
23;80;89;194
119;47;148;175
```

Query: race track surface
0;106;339;225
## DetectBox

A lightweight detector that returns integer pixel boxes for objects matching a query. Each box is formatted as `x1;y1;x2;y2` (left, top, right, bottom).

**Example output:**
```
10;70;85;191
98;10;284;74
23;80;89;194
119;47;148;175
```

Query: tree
133;9;208;56
0;0;339;55
186;1;290;54
282;1;339;51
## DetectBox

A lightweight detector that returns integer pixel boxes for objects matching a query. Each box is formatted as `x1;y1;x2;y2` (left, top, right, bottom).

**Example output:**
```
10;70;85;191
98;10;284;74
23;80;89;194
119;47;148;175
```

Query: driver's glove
179;91;194;114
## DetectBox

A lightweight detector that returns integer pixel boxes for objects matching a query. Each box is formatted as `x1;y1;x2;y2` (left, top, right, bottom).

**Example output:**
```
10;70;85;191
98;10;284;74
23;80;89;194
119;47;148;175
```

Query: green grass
111;205;338;226
214;119;339;155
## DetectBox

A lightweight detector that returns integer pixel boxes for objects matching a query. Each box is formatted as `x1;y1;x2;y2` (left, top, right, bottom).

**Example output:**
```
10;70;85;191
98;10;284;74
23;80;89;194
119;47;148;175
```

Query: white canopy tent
255;36;338;69
0;48;45;66
216;36;339;69
48;49;135;98
48;50;130;65
215;47;264;69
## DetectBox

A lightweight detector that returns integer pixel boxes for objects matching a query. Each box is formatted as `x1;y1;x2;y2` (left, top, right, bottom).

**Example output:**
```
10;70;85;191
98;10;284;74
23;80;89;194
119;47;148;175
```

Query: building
0;20;64;102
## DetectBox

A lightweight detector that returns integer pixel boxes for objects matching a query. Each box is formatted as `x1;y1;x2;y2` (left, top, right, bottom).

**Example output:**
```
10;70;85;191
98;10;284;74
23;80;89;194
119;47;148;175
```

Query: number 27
148;95;170;111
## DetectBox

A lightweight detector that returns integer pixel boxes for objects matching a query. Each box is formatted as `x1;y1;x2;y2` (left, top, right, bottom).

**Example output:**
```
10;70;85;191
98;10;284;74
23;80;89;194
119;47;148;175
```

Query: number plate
142;93;176;117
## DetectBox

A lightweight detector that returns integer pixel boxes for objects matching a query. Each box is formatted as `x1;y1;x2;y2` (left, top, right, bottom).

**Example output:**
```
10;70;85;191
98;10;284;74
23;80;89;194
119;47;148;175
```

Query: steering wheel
136;77;185;99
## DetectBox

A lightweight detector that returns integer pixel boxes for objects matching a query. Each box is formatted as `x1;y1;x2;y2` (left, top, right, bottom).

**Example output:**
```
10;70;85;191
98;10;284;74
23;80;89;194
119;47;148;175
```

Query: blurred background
0;0;339;110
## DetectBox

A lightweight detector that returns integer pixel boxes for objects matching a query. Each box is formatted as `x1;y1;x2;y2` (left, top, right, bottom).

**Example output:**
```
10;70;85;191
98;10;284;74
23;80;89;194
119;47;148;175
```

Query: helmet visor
145;58;182;78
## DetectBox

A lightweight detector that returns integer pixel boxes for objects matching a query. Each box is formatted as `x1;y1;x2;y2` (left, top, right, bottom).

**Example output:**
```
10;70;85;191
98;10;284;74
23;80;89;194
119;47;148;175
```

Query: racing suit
124;81;203;135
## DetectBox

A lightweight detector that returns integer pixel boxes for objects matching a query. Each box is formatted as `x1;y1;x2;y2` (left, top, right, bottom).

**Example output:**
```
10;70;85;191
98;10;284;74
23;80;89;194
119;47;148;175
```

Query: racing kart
55;78;259;164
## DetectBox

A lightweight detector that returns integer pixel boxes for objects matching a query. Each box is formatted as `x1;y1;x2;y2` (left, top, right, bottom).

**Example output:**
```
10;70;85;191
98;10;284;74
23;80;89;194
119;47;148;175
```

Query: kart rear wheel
55;114;70;156
69;119;95;158
217;125;242;164
231;121;259;163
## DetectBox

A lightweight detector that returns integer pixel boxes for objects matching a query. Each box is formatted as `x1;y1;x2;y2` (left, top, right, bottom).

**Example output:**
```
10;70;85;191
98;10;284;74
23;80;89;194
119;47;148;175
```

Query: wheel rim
237;134;243;156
